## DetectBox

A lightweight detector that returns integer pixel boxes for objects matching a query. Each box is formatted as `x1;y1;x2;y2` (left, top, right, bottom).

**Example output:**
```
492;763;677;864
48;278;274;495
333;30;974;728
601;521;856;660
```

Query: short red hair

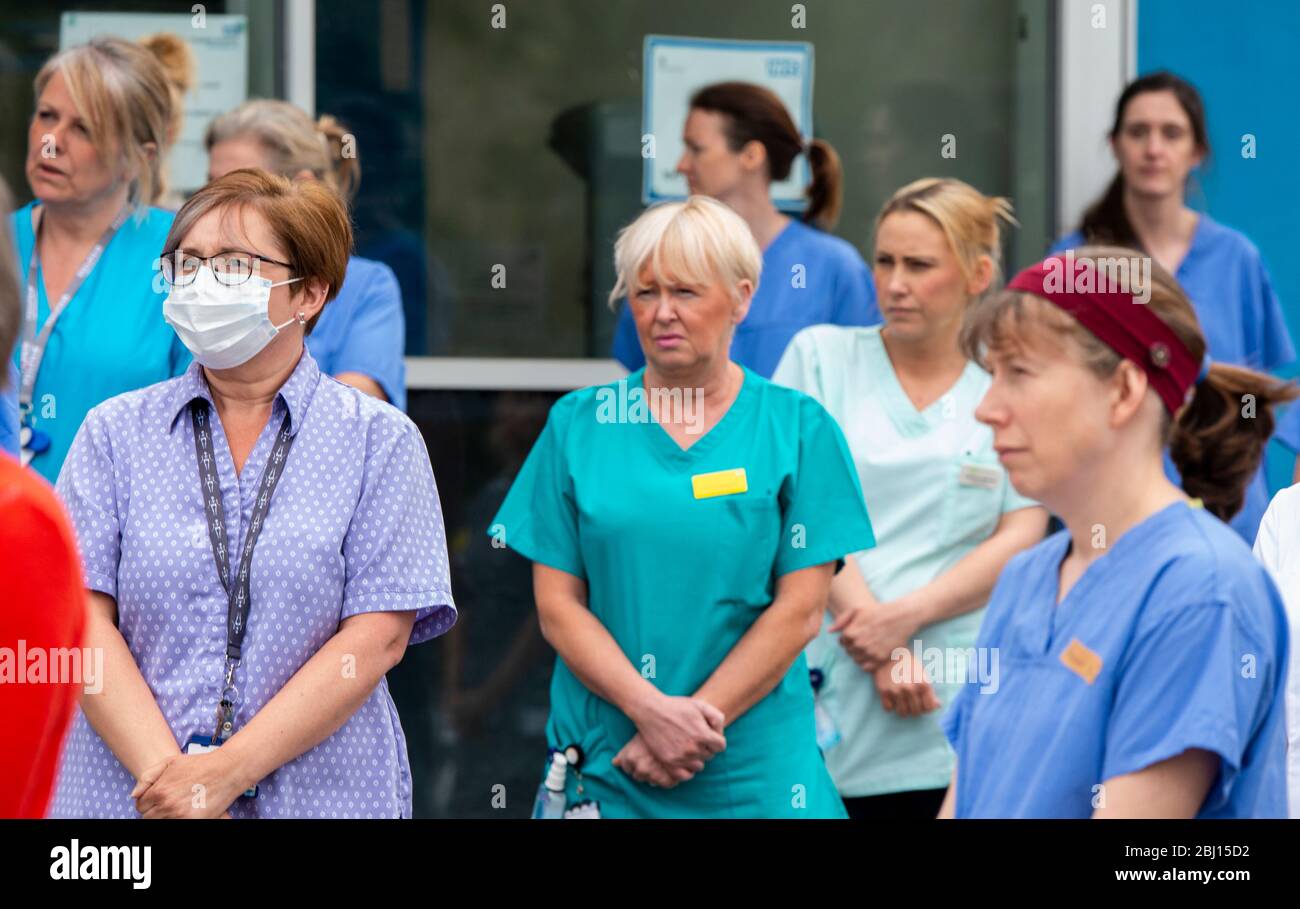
163;167;352;332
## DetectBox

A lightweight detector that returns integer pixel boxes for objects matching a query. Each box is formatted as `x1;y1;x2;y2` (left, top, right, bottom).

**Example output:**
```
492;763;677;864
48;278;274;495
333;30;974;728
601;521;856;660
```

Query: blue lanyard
19;204;131;463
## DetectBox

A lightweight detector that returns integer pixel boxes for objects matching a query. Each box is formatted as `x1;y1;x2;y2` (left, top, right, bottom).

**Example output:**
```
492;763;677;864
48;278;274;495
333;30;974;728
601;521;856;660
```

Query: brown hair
205;99;361;205
162;168;353;333
960;245;1298;522
690;81;842;230
34;37;174;209
1080;72;1210;249
0;176;18;388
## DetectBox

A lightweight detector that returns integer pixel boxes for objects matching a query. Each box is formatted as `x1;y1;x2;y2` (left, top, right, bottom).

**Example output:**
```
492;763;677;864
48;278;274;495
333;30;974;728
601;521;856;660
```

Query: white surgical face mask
164;265;304;369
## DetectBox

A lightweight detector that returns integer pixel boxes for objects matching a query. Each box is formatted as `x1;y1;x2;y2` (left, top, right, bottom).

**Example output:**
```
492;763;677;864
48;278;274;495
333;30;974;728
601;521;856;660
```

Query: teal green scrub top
490;367;876;818
11;202;191;484
774;325;1038;798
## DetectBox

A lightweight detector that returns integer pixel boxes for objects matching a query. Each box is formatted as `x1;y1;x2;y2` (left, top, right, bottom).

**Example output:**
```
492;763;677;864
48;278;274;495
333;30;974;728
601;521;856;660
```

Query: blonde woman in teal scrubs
492;195;875;818
773;178;1048;819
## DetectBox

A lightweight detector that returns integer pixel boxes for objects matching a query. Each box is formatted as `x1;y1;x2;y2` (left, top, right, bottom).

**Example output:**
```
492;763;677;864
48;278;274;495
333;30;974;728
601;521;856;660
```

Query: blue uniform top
306;255;407;411
612;218;880;378
1051;216;1295;542
10;202;191;484
943;501;1290;818
0;364;16;455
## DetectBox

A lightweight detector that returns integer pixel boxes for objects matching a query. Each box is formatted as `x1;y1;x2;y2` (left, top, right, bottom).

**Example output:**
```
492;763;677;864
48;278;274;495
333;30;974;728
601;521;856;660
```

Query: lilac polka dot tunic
50;349;456;818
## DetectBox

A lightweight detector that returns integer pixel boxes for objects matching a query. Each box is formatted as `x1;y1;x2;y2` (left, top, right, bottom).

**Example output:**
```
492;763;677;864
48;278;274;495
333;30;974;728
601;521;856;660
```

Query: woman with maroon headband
938;247;1294;818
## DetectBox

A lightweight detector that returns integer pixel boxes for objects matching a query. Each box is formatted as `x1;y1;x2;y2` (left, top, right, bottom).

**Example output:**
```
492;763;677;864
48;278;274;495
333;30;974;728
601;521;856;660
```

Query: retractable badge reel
559;743;601;819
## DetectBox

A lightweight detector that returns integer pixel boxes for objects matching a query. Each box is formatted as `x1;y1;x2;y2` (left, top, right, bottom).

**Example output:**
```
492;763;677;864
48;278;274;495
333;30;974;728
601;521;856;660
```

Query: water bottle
531;752;568;819
809;668;842;751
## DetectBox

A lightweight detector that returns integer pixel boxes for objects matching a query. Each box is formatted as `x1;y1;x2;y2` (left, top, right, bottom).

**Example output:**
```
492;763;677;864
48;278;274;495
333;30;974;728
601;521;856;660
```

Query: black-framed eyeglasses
160;249;296;287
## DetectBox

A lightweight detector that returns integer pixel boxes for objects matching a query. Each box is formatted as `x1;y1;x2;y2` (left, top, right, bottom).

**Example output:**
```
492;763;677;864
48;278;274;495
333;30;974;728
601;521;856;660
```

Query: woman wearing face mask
940;249;1294;818
612;81;879;378
205;99;406;409
9;37;190;482
1049;72;1294;542
49;169;456;818
773;178;1047;819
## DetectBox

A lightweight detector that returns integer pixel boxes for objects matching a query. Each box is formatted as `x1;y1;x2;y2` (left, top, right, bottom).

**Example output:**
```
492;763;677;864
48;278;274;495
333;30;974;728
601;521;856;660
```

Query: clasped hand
612;694;726;789
130;749;247;819
828;598;920;671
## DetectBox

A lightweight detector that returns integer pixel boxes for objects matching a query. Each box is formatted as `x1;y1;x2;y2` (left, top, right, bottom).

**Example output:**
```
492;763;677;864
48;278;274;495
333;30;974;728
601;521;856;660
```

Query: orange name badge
691;468;748;500
1060;638;1103;684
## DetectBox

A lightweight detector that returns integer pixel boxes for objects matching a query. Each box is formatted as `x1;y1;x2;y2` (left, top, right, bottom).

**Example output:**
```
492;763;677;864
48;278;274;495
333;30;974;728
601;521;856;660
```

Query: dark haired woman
613;81;879;378
939;249;1294;818
1050;71;1294;542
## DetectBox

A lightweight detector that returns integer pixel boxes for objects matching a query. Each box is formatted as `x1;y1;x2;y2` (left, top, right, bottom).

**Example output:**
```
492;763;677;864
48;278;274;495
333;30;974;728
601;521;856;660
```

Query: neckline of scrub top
866;328;981;438
18;201;134;325
1039;499;1194;653
1172;211;1210;282
632;364;756;466
761;215;799;255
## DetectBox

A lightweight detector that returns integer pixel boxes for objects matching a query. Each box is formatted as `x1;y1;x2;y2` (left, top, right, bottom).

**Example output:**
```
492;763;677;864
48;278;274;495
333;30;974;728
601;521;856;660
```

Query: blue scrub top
943;501;1290;818
0;365;16;455
307;255;407;411
612;218;881;378
10;202;190;485
1051;215;1295;542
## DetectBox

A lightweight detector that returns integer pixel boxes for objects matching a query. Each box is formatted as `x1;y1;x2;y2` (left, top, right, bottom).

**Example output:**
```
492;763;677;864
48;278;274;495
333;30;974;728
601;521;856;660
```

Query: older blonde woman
11;37;189;481
491;195;875;818
51;169;455;818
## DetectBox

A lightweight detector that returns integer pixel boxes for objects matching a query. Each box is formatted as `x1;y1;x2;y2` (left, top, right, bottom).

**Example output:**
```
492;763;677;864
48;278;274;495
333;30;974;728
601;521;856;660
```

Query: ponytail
804;138;843;230
690;82;844;229
1079;174;1139;249
1170;364;1298;522
315;113;361;206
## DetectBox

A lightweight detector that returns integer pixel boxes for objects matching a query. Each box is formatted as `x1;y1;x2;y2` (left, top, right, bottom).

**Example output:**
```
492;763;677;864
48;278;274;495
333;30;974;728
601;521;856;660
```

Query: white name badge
958;463;1001;490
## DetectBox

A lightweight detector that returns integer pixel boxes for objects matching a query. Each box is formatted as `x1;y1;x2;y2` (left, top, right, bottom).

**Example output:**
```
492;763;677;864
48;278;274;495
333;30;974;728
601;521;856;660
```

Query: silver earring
296;311;307;325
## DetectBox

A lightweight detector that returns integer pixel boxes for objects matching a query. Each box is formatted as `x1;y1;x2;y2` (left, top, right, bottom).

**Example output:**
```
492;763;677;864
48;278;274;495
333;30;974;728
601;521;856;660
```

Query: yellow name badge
1060;638;1103;684
691;468;749;500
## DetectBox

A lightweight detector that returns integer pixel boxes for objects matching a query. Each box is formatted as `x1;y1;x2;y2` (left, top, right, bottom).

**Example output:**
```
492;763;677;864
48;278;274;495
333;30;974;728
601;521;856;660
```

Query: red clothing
0;452;86;817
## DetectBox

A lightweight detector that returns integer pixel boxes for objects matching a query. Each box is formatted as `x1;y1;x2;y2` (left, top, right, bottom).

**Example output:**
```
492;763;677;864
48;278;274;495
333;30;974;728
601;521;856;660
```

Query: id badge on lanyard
19;203;131;467
189;400;296;792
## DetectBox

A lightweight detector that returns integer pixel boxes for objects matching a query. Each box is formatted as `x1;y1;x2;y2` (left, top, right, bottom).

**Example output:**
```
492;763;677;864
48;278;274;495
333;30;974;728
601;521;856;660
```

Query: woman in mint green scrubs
774;179;1046;819
492;196;874;818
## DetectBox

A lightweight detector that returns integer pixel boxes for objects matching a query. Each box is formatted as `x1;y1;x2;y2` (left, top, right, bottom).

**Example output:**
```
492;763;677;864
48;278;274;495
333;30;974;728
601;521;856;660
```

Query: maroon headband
1006;253;1199;413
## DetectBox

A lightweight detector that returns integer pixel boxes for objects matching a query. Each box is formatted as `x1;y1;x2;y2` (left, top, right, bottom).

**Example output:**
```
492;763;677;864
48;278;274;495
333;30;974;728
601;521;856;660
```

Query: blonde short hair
206;99;360;204
34;37;173;209
608;195;762;310
876;177;1017;286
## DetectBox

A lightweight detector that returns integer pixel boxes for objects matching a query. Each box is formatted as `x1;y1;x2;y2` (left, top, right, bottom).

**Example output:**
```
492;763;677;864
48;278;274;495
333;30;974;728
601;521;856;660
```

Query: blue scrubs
943;501;1290;818
10;202;190;484
0;365;16;456
1051;216;1295;541
307;255;407;411
612;218;880;378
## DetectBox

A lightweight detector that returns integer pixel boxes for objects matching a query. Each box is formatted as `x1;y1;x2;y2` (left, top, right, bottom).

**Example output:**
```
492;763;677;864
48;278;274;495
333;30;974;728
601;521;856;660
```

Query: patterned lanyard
19;204;132;438
190;399;297;742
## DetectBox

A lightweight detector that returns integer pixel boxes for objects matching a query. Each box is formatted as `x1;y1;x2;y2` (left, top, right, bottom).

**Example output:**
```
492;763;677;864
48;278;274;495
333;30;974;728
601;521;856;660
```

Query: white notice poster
642;35;814;209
